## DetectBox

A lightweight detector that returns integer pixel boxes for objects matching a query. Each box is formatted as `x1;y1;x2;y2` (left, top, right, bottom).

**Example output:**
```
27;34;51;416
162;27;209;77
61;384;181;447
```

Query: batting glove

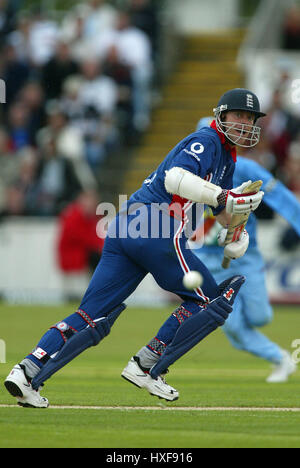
218;228;249;259
217;180;264;215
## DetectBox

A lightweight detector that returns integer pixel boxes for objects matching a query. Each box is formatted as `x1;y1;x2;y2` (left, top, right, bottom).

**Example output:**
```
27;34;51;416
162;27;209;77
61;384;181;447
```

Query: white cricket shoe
4;364;49;408
266;350;297;383
121;356;179;402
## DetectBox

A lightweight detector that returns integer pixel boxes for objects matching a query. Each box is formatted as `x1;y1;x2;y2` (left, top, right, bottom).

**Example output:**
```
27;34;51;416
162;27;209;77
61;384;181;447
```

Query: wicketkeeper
193;117;300;382
5;88;265;407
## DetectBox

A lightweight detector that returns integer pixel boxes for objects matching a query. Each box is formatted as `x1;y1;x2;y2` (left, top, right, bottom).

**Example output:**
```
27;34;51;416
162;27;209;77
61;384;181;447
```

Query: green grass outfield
1;303;300;448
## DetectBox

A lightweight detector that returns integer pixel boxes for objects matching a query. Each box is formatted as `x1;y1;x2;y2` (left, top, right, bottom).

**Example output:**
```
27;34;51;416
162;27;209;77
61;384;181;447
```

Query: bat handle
222;256;231;269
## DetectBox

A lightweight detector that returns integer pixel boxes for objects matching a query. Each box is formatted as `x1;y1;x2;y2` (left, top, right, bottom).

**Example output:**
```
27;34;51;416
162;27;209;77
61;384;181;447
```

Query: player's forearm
164;167;222;207
165;167;264;215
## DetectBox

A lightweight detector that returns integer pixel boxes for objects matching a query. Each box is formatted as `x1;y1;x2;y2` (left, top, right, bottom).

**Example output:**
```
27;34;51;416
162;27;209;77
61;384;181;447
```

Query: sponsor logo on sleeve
191;143;205;154
183;142;205;162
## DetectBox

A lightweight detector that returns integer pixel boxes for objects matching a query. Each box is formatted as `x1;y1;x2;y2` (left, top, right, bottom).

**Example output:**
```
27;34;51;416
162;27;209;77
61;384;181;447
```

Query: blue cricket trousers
28;204;220;367
80;204;219;315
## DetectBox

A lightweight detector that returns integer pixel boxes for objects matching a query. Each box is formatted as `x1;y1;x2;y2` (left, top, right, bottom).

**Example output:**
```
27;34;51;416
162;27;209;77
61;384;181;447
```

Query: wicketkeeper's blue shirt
233;157;300;247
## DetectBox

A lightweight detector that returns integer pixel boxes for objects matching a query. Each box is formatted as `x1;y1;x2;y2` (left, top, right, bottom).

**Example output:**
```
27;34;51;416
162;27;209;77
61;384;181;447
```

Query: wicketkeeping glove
217;180;264;215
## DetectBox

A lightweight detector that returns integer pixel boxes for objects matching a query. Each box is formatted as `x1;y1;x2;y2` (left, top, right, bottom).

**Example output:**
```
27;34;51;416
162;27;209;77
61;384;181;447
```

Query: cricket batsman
5;88;265;408
192;117;300;382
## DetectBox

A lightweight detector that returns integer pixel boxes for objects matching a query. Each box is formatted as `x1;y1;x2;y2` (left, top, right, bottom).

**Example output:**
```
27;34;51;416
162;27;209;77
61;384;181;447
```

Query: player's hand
217;227;228;247
217;180;264;215
218;228;249;259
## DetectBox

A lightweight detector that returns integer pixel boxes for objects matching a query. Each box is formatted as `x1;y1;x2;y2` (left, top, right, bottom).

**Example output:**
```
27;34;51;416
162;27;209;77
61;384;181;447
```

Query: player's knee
251;316;270;328
249;305;273;328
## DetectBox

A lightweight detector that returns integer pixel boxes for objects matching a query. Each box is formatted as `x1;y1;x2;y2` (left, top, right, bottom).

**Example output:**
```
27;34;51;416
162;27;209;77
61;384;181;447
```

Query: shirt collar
210;119;237;163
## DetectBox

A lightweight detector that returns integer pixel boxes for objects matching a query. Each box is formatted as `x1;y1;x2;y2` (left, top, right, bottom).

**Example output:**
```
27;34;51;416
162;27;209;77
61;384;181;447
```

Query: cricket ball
183;271;203;290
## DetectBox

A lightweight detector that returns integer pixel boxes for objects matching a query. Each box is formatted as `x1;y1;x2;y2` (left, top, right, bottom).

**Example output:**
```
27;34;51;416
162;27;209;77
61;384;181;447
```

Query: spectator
60;2;92;42
62;57;119;170
0;146;39;218
0;0;20;41
102;44;134;134
60;5;95;63
61;0;117;42
271;61;300;119
37;99;82;153
56;189;105;301
27;8;59;67
37;100;97;190
283;141;300;193
31;133;82;216
18;80;46;145
60;74;85;123
83;0;118;40
93;10;153;132
128;0;159;57
261;88;300;169
1;184;25;217
6;12;32;63
281;5;300;50
6;100;33;150
40;39;79;100
1;42;30;109
11;146;40;216
79;56;118;115
0;127;20;211
113;10;153;131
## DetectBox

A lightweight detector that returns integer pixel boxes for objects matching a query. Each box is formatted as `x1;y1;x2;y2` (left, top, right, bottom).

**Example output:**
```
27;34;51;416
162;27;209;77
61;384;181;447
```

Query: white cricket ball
183;271;203;290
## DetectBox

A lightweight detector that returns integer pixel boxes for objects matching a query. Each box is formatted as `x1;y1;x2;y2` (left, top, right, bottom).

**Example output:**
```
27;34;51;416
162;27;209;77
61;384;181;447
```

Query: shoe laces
159;368;169;384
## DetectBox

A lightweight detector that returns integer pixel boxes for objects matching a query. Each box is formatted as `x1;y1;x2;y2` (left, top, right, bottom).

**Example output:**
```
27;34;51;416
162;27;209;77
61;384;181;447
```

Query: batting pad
31;303;126;390
150;276;245;379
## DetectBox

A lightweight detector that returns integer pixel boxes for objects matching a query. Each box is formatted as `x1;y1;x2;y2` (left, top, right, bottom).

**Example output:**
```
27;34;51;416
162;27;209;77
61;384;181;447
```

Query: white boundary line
1;404;300;412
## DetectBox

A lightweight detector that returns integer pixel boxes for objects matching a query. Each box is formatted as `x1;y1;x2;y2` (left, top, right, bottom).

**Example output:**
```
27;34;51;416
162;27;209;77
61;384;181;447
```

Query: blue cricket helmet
213;88;266;120
212;88;266;148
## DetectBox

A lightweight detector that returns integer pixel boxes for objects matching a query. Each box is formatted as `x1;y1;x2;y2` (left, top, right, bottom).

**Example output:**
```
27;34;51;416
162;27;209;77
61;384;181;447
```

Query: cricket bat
222;180;263;269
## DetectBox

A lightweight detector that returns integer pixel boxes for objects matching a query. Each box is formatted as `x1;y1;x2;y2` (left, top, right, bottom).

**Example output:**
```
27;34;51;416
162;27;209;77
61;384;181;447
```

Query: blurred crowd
278;4;300;194
0;0;299;218
0;0;161;218
281;4;300;51
239;13;300;251
0;1;299;294
239;72;300;198
240;89;300;197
